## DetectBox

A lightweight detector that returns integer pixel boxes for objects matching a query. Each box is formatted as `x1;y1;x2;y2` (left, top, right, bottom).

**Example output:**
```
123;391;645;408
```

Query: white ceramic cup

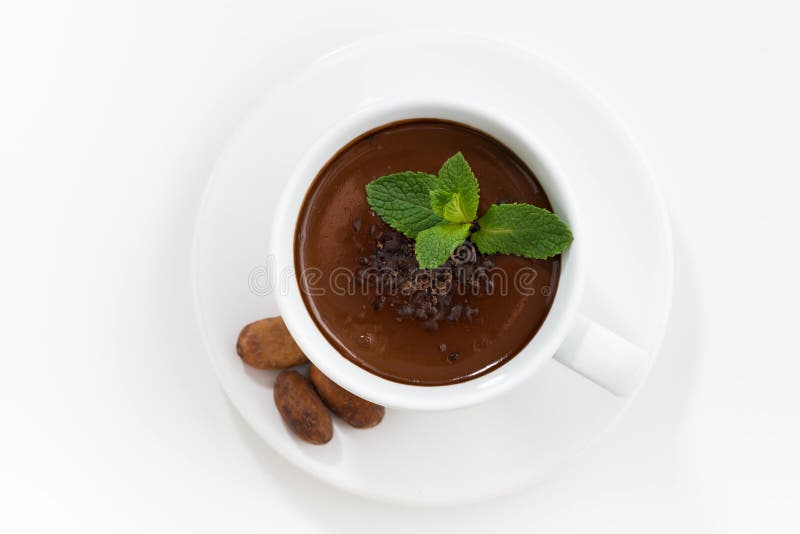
272;98;647;410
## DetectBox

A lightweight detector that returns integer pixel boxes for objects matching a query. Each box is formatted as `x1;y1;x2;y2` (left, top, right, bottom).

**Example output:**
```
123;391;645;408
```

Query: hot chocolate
295;119;561;385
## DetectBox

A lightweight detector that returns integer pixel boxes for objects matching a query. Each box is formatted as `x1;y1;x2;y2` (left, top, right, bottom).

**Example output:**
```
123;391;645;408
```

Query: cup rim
272;97;585;410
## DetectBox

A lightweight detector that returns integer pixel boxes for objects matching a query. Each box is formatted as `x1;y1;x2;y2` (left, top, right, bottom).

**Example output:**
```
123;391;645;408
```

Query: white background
2;1;799;532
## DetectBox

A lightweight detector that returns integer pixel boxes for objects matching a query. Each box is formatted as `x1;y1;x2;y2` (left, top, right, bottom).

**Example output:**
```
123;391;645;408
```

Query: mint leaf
431;152;479;223
366;172;445;238
472;203;573;259
430;189;471;224
415;223;471;269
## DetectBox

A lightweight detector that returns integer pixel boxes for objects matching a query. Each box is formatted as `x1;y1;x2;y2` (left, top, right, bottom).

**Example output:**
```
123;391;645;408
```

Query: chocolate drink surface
295;119;560;386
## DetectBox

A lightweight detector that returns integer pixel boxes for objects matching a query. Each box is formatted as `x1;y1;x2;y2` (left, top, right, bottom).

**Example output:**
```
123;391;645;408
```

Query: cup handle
554;314;648;396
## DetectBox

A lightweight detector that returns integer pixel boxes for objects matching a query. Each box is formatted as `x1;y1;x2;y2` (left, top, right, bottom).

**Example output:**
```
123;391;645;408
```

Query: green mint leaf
471;203;573;259
430;189;471;224
431;152;480;223
366;172;445;238
415;223;471;269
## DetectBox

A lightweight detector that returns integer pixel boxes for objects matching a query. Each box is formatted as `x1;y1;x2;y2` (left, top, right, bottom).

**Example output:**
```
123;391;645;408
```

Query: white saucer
192;33;673;506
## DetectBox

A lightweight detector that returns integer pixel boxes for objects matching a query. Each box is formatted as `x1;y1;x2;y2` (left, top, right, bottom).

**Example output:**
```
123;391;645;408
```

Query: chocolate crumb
448;352;461;362
352;219;495;330
464;305;479;322
447;305;463;322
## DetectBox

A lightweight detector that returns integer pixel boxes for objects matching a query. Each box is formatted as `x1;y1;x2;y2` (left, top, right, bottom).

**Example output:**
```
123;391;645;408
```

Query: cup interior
272;98;584;410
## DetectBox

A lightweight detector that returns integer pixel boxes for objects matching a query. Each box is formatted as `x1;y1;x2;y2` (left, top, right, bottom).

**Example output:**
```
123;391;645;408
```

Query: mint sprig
365;153;573;268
